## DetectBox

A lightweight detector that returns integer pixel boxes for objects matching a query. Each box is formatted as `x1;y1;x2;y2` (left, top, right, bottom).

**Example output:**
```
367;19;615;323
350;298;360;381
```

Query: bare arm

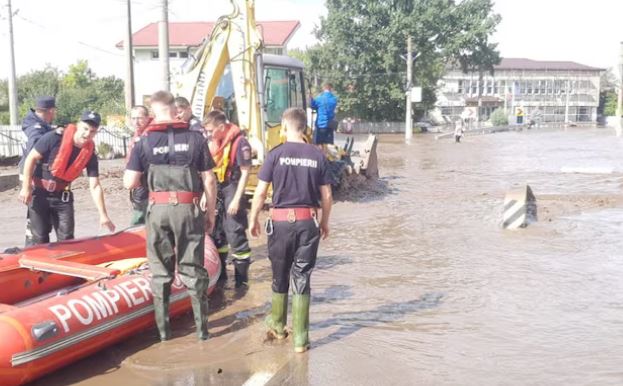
89;176;116;233
319;184;332;240
227;165;251;215
123;170;143;189
201;170;217;234
249;180;269;237
18;149;43;204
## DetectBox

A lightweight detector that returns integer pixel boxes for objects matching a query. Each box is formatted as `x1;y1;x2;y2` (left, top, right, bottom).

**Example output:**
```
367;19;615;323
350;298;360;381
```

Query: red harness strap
270;208;317;222
49;124;94;182
148;191;201;205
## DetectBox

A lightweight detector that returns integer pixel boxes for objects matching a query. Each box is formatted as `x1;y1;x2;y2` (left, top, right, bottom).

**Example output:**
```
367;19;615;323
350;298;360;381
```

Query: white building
433;58;603;124
117;20;300;105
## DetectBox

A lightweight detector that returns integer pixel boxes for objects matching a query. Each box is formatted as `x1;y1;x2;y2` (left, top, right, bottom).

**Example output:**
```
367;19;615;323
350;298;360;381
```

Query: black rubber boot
233;258;250;288
218;252;228;282
154;291;171;341
190;292;209;340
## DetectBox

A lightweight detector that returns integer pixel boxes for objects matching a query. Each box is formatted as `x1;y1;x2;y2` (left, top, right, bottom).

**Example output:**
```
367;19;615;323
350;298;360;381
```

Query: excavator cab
173;0;378;196
260;54;308;150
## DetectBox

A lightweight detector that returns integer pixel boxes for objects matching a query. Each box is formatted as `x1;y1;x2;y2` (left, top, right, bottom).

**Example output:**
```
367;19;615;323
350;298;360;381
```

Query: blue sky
0;0;620;79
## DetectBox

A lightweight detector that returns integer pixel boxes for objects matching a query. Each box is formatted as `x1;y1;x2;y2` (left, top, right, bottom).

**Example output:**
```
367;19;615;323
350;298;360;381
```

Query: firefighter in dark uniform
19;111;116;245
18;96;57;246
249;107;333;353
127;105;151;225
124;91;217;341
205;110;252;288
174;96;204;133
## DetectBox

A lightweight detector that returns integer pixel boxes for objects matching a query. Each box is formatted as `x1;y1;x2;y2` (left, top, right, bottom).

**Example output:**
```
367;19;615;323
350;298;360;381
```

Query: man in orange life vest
204;110;253;288
18;111;116;246
124;91;217;341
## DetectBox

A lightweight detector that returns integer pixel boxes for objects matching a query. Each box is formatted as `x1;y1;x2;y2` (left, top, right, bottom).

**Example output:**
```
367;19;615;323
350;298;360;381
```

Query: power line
15;14;123;57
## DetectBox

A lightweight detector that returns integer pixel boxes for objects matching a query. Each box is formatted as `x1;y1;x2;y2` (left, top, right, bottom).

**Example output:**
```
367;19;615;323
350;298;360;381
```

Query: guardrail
0;125;130;159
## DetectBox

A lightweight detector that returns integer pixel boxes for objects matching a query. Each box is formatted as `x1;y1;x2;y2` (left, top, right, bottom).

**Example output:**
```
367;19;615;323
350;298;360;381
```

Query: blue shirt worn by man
310;90;338;130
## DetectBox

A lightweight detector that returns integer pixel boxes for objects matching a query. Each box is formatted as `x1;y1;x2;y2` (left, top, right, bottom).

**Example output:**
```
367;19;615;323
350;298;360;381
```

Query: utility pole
158;0;170;91
124;0;135;114
405;35;413;143
616;41;623;135
6;0;18;125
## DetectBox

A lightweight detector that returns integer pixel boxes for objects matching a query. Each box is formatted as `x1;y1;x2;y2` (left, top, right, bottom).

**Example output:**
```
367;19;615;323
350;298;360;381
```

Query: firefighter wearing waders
127;105;151;225
18;96;57;246
249;107;333;353
205;110;252;288
123;91;217;341
18;111;116;245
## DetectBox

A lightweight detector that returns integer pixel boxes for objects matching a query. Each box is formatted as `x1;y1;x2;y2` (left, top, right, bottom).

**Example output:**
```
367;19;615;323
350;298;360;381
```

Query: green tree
599;68;618;117
0;60;124;125
309;0;500;121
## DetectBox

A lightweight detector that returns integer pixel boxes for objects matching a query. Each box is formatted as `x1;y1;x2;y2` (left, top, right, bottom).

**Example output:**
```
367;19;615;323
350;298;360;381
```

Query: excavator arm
174;0;266;162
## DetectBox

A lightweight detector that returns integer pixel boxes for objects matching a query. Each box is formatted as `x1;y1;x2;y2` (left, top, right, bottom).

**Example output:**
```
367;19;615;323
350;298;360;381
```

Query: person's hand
100;216;116;233
250;218;261;238
200;194;207;211
320;222;330;240
18;186;32;205
227;199;240;216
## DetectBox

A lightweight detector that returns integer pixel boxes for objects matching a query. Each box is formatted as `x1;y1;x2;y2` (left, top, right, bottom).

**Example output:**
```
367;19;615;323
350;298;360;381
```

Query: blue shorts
313;127;334;145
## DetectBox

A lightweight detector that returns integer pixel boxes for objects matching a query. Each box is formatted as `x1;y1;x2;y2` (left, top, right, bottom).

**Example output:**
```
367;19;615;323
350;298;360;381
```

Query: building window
494;81;500;95
540;80;546;95
458;80;464;94
471;80;477;96
486;79;493;95
151;50;159;59
179;51;189;58
169;52;177;58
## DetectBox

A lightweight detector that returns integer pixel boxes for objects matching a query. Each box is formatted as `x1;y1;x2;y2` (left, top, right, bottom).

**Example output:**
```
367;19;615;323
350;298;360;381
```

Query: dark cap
80;110;101;128
35;96;56;109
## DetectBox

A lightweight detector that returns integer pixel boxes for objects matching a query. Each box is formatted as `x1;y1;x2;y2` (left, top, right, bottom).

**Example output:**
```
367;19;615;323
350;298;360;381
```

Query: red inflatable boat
0;227;220;386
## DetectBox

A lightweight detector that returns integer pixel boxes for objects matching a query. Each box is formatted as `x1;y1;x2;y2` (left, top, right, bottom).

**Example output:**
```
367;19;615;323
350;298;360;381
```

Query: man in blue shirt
309;83;338;147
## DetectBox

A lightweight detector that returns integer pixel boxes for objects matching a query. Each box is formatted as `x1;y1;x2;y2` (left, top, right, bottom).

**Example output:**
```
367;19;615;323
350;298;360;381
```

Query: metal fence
346;121;405;134
0;125;130;159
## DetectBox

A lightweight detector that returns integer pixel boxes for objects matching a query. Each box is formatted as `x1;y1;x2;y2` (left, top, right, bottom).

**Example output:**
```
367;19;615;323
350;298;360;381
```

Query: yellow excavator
173;0;378;195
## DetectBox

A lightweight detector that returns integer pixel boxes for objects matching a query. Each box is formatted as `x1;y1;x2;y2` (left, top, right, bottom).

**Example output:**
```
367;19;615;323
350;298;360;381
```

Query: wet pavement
3;127;623;385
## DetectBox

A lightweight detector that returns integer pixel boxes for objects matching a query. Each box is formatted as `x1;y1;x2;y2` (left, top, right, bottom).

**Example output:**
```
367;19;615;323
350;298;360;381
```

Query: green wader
146;163;209;341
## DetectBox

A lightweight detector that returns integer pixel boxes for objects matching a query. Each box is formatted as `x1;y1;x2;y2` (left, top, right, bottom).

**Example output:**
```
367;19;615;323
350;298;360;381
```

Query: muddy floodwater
3;127;623;385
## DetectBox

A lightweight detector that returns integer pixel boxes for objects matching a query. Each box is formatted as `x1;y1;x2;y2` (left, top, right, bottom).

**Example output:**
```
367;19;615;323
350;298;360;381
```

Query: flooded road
11;127;623;385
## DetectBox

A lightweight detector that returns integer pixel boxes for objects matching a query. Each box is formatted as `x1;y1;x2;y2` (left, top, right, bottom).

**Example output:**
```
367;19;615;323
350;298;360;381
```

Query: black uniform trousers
27;188;74;246
212;182;250;258
268;218;320;295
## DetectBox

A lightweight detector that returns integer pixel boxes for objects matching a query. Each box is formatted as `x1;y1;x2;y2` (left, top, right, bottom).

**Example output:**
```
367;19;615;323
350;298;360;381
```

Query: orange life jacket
209;123;243;183
143;120;189;133
49;124;95;182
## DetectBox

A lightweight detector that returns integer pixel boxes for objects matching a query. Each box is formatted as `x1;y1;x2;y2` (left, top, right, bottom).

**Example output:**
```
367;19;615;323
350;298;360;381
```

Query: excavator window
264;67;306;126
265;67;290;125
